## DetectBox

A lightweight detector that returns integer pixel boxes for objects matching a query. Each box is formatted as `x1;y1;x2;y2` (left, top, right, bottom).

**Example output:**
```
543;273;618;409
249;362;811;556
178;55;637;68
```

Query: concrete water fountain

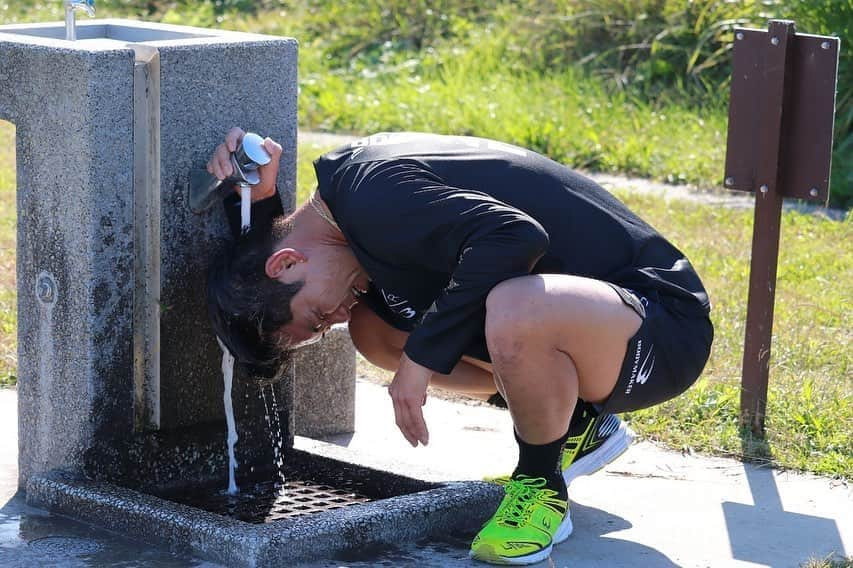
0;11;499;566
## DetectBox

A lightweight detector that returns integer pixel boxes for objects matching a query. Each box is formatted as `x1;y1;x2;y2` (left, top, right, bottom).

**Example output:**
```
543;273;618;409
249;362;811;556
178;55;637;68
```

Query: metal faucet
65;0;95;41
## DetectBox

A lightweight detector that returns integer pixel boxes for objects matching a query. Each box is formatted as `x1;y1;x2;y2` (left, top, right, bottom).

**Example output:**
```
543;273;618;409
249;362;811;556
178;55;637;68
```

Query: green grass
296;55;730;186
0;120;15;388
245;0;851;206
614;190;852;478
3;1;849;206
801;555;853;568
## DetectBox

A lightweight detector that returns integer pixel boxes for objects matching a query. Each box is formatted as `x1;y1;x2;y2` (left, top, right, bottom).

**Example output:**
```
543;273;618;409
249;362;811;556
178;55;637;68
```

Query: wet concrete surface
0;390;222;567
0;491;221;567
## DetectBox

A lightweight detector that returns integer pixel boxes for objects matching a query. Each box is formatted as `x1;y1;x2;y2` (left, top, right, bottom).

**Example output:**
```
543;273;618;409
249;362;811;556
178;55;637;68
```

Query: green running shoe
469;476;573;565
561;405;634;485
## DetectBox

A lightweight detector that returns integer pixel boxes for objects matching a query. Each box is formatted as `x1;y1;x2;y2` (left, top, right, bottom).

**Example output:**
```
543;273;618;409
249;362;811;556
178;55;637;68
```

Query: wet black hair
206;217;304;384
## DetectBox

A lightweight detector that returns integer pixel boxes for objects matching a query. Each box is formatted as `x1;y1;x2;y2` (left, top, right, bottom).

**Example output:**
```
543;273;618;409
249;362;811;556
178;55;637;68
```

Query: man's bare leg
467;274;642;564
484;274;641;445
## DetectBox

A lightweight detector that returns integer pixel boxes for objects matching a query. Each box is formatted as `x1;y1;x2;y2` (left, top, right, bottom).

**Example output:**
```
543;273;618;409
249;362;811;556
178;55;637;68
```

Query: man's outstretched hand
388;353;432;447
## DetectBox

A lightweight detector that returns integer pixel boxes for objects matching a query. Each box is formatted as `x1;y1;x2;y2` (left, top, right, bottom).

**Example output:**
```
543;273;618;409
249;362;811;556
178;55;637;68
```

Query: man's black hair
206;217;303;383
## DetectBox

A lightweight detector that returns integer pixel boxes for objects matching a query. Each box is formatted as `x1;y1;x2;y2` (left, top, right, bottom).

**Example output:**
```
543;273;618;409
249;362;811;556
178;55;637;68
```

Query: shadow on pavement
311;501;679;568
719;432;846;566
565;501;681;568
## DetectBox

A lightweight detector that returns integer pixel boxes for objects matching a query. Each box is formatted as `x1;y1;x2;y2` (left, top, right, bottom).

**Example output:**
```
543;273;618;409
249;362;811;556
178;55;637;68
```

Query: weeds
801;554;853;568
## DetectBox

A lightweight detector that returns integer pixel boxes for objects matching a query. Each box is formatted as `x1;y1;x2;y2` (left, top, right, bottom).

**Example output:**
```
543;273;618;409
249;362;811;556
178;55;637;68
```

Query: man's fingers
216;145;234;178
225;127;245;153
392;397;418;447
397;396;429;446
254;137;282;201
409;404;429;446
205;128;243;182
399;403;419;447
206;145;233;180
208;158;222;180
263;137;282;158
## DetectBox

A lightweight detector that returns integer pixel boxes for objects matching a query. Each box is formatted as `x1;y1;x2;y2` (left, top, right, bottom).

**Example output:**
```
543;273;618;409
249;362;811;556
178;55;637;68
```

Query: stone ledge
27;457;501;567
293;324;357;439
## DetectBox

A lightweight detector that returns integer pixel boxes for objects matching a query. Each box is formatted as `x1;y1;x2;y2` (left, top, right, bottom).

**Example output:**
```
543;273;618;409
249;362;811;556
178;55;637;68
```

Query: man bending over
207;129;713;565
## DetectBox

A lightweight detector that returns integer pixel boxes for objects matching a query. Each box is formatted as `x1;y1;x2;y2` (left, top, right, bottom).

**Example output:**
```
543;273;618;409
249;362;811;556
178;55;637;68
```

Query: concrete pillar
0;20;327;488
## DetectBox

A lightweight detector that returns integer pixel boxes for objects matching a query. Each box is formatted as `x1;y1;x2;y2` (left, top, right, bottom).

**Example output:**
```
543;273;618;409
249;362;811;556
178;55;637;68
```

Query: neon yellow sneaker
469;476;573;565
560;407;634;485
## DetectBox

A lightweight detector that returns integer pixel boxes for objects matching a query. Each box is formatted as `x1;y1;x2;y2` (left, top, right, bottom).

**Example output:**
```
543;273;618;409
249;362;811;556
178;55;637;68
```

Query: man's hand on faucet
206;127;283;202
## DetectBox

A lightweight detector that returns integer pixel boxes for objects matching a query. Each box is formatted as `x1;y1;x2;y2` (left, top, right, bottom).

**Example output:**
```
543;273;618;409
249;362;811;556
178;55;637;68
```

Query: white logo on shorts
625;340;655;395
636;347;655;385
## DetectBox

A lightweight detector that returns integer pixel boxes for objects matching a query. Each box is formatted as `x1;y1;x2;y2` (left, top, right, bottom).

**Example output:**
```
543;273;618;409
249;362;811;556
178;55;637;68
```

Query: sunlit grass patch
300;62;729;189
615;191;852;478
0;120;16;387
801;554;853;568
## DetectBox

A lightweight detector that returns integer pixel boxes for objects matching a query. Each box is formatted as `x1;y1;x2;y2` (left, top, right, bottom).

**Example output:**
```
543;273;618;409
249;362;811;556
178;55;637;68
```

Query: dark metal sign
723;20;840;434
725;23;840;203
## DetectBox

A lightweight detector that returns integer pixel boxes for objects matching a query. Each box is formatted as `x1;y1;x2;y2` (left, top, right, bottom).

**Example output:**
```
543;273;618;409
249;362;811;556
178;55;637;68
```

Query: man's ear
265;248;308;279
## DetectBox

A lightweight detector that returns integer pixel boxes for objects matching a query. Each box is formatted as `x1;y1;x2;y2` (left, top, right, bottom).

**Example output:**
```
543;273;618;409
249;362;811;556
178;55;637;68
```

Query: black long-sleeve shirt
308;132;711;375
228;132;711;374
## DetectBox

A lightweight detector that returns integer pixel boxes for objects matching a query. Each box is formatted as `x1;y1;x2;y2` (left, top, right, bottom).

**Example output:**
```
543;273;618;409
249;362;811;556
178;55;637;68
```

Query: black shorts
601;284;714;414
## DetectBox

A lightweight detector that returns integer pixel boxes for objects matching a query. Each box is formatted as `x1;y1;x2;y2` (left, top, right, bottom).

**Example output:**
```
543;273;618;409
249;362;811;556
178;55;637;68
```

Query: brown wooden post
724;20;840;435
739;20;795;434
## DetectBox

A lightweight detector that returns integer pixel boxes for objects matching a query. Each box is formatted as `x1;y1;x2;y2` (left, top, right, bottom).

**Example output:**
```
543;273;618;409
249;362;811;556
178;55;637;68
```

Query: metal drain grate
160;478;375;523
265;479;373;521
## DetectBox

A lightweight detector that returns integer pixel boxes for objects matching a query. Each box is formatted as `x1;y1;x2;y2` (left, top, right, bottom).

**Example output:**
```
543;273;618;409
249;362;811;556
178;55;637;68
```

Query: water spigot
188;132;272;231
65;0;96;41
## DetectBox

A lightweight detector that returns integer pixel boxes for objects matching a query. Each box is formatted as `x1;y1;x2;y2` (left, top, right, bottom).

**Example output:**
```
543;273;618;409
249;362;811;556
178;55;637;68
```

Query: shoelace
494;476;557;527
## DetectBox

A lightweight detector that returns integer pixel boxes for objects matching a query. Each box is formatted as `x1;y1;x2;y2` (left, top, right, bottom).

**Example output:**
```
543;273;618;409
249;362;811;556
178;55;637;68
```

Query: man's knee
485;278;540;370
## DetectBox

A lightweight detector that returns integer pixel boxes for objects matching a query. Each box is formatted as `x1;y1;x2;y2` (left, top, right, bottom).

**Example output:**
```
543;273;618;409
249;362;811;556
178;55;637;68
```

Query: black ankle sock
567;399;598;436
512;427;570;501
568;399;588;427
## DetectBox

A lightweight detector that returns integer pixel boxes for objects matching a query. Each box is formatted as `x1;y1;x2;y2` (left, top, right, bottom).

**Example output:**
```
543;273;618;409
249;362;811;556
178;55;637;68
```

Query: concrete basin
0;19;213;45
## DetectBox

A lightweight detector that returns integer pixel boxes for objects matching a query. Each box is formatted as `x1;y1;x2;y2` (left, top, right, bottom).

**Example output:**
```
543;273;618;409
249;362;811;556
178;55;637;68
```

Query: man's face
269;248;366;349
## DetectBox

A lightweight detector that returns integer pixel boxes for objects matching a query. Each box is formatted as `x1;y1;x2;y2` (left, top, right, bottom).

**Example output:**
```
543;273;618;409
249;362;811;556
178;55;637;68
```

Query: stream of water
217;338;239;495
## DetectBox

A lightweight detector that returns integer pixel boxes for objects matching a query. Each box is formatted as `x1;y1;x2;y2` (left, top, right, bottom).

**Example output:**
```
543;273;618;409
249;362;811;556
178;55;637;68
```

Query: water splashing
270;387;285;480
217;338;239;495
260;384;286;485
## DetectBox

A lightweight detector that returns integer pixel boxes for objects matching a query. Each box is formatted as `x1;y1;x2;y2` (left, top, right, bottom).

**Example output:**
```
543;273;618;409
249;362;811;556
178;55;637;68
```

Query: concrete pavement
300;379;852;567
0;382;850;567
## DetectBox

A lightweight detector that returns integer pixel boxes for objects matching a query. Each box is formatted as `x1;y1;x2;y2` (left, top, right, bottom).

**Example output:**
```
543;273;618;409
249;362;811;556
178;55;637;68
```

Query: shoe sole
563;422;634;485
468;510;573;565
